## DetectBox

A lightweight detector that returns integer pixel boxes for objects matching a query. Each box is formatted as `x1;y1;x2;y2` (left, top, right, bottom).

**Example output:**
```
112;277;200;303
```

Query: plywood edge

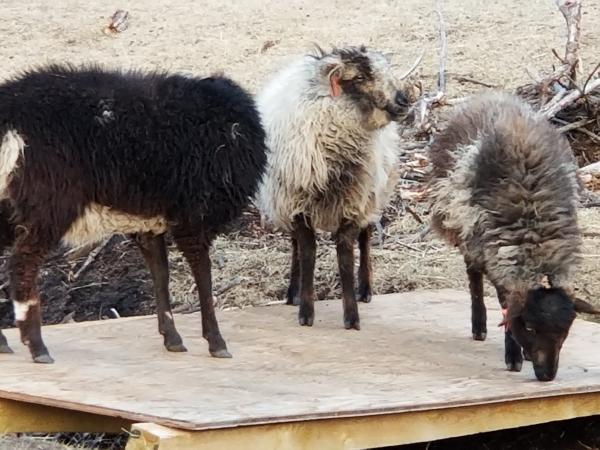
0;397;132;433
2;385;600;432
125;392;600;450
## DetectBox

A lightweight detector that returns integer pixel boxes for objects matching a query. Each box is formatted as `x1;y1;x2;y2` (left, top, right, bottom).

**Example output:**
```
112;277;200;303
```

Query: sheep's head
507;287;599;381
315;45;410;128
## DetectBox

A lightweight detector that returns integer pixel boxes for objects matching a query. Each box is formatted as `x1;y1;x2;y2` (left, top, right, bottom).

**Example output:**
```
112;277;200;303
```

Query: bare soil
1;1;600;449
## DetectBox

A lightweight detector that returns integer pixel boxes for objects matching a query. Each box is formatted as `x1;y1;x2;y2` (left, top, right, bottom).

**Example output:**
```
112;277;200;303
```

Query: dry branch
541;78;600;118
412;0;448;135
515;0;600;175
72;237;112;281
399;50;425;80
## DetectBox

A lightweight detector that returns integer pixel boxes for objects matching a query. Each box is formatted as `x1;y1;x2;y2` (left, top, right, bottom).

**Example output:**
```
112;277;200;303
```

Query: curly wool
0;63;267;246
256;54;399;233
429;91;581;290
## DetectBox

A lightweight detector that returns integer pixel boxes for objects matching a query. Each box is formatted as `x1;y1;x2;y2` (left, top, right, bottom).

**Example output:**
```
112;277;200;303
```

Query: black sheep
0;64;266;363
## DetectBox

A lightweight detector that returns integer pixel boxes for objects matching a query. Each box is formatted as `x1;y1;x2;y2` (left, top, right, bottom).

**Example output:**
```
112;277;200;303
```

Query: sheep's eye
354;75;365;82
525;326;535;334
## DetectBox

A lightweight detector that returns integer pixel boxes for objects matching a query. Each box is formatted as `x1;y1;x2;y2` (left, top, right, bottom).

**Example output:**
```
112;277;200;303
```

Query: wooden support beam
0;397;132;433
125;393;600;450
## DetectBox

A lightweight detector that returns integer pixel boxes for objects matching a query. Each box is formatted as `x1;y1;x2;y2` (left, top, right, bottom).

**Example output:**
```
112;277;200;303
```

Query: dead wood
411;0;448;136
515;0;600;171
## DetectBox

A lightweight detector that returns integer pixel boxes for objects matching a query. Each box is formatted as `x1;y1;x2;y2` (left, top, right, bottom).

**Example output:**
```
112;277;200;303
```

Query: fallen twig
68;281;108;293
72;237;112;281
215;276;243;296
456;76;496;89
404;204;424;224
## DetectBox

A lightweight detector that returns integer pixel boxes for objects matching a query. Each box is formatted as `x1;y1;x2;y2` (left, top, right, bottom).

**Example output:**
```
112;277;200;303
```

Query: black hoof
357;285;372;303
505;349;523;372
210;348;232;358
358;293;372;304
164;332;187;352
506;361;523;372
344;310;360;330
166;342;188;352
472;332;487;341
286;285;300;306
33;354;54;364
298;303;314;326
299;313;314;326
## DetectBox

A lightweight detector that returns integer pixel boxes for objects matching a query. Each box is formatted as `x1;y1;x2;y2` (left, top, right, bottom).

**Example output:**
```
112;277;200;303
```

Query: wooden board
0;289;599;431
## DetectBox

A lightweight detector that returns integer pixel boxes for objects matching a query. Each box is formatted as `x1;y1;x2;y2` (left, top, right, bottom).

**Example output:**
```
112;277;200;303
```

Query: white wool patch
62;203;167;248
13;298;39;322
429;142;484;241
0;129;25;199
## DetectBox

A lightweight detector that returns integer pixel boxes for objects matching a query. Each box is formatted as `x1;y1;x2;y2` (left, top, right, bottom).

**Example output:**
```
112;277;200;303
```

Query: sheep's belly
305;196;374;232
62;202;167;248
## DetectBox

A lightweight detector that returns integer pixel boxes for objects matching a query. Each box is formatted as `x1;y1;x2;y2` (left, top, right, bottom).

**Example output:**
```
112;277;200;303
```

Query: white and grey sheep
257;45;410;329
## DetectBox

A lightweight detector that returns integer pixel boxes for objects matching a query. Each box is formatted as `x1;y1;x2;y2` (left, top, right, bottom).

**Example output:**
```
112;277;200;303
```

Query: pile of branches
516;0;600;171
396;0;600;206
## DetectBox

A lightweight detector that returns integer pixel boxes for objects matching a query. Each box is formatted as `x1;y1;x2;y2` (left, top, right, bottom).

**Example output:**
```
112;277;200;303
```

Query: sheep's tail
0;128;25;199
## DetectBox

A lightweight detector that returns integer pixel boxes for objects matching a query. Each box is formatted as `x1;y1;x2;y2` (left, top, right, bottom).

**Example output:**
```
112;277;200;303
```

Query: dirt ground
1;0;600;449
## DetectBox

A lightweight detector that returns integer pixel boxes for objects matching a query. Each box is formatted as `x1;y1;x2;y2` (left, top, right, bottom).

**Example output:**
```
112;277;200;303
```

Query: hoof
286;286;300;306
358;293;372;304
33;354;54;364
299;314;314;326
344;307;360;330
357;285;372;303
344;320;361;330
472;332;487;341
210;348;232;358
506;361;522;372
298;303;314;326
0;344;14;354
166;343;188;352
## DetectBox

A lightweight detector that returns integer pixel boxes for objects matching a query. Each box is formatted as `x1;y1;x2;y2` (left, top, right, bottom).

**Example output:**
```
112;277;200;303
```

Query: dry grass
0;433;126;450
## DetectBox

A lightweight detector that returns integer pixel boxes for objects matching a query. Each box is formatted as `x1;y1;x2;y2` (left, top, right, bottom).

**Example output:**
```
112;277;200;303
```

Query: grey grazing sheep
428;91;600;381
257;45;410;330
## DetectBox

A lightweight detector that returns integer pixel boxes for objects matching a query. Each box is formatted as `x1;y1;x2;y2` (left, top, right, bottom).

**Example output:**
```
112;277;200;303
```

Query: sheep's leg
174;233;230;358
286;237;301;306
465;261;486;341
9;232;53;363
495;284;524;371
293;216;316;327
357;225;373;303
0;209;15;353
136;232;186;353
336;222;360;330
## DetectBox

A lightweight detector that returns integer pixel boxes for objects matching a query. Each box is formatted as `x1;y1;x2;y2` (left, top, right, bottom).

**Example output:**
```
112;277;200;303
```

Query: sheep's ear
327;65;343;98
573;298;600;315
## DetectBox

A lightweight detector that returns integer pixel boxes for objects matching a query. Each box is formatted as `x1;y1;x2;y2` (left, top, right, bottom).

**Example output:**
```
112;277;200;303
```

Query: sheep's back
429;92;581;285
0;64;267;231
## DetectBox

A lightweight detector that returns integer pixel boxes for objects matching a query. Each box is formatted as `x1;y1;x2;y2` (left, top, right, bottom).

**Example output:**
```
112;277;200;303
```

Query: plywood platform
1;289;600;449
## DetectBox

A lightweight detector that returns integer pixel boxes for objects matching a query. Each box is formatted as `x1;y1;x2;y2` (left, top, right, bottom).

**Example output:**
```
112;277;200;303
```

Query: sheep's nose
395;91;409;107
